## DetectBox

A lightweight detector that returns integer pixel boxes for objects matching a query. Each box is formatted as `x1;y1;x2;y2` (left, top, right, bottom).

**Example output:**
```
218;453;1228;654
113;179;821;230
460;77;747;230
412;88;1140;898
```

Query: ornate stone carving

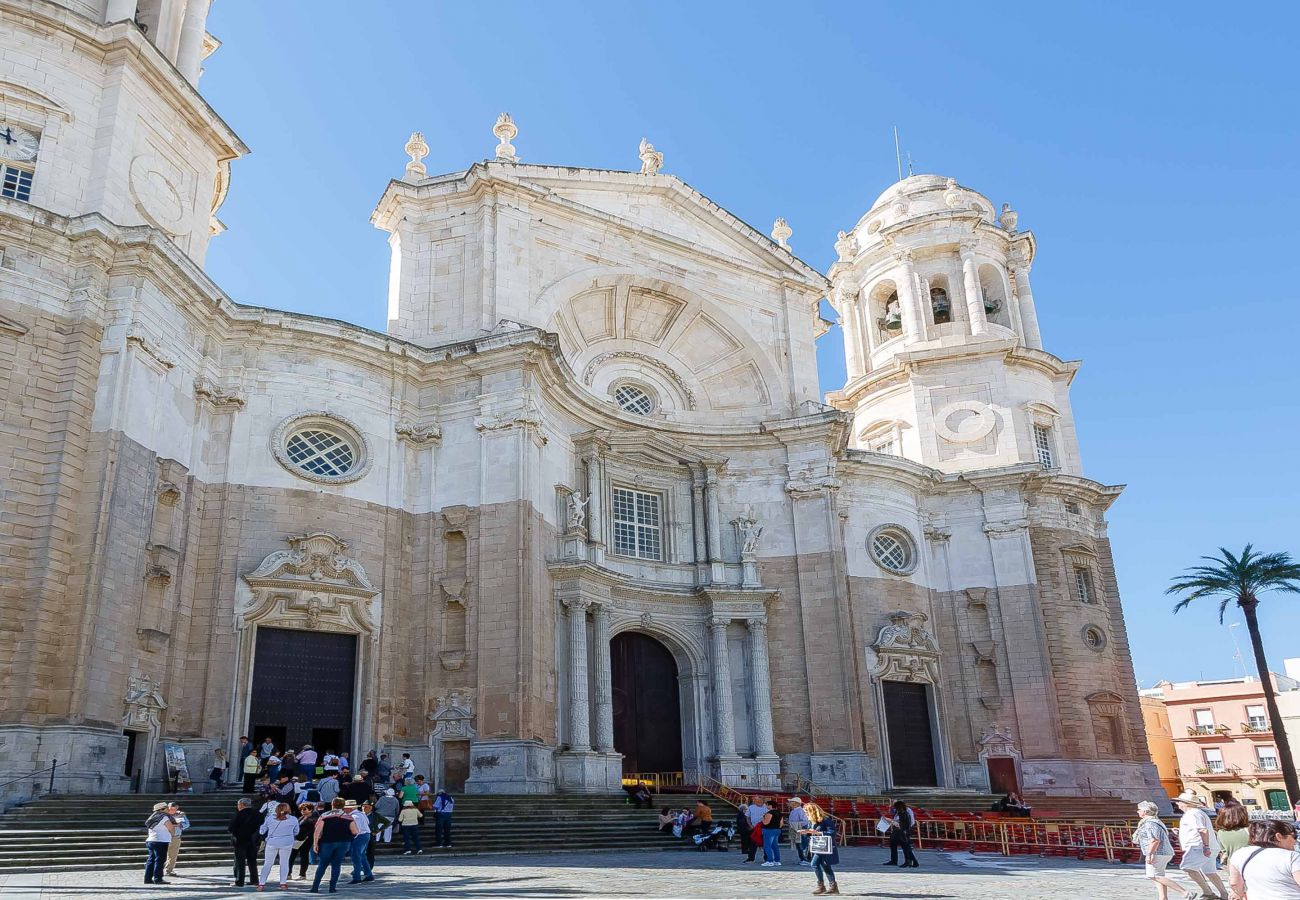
731;507;763;558
982;518;1030;538
193;377;245;411
395;419;442;447
977;725;1020;759
126;326;176;371
999;202;1018;232
429;692;475;739
943;177;962;209
123;673;166;731
923;525;951;543
834;230;857;262
404;131;429;179
869;610;940;684
638;137;663;175
240;532;379;634
155;481;182;506
567;492;589;530
270;412;373;485
493;113;518;162
770;217;792;249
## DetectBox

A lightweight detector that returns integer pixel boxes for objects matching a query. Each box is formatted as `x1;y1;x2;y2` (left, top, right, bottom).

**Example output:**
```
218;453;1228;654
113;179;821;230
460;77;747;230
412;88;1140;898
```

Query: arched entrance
611;632;683;774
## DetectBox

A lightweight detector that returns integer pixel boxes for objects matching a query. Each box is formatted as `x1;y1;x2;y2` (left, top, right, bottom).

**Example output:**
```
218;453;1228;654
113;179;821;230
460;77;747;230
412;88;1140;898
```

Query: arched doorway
611;632;683;774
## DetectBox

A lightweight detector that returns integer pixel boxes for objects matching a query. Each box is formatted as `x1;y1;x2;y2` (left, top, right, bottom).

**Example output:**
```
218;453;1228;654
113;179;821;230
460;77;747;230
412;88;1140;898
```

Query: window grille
1033;424;1054;468
871;533;908;571
613;384;654;416
1257;747;1280;771
1;164;33;202
612;488;662;560
1247;705;1268;729
1074;567;1095;604
285;428;356;477
1202;748;1225;772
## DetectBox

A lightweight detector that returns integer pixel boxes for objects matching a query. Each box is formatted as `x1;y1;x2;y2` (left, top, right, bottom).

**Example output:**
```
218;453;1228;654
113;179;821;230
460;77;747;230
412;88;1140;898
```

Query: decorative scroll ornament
977;724;1021;759
869;610;940;684
240;532;379;634
638;137;663;175
193;377;246;411
943;177;962;209
834;230;857;262
404;131;429;180
395;419;442;447
429;692;476;740
123;673;167;730
493;113;518;162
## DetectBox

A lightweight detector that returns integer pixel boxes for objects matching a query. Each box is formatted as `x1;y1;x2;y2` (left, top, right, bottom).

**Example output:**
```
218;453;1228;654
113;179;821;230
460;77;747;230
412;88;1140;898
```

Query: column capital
892;248;915;267
745;617;768;633
562;597;592;612
959;238;980;258
707;616;731;631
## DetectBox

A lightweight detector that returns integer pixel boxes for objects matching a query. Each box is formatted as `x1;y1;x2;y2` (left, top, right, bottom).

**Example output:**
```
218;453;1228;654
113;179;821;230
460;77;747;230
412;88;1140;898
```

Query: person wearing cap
163;802;189;877
1132;800;1195;900
375;788;399;843
144;801;176;885
787;797;812;866
345;799;373;883
397;800;424;854
362;800;390;871
1173;790;1228;899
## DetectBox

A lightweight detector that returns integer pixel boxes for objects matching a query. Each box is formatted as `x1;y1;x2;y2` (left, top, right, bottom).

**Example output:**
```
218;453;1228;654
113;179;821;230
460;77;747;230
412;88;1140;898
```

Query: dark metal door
249;627;357;755
611;632;683;774
883;680;938;787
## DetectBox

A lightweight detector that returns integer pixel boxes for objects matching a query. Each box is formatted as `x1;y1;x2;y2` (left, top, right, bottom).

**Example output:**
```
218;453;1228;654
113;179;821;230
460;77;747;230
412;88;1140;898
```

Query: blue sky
203;2;1300;686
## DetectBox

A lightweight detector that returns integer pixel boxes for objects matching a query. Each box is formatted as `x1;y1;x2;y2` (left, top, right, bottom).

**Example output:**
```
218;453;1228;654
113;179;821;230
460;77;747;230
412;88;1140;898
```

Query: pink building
1151;673;1297;811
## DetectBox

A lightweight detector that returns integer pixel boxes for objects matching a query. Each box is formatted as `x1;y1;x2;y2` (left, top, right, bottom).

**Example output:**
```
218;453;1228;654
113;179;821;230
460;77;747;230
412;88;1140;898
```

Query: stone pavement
0;847;1193;898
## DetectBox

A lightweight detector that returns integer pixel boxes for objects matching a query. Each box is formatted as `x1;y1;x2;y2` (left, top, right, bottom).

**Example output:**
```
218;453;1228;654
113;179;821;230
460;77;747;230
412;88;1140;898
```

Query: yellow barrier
620;771;688;791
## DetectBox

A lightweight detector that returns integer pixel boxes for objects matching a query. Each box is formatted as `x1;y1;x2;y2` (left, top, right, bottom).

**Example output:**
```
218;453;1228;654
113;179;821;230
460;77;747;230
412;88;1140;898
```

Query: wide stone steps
0;793;716;872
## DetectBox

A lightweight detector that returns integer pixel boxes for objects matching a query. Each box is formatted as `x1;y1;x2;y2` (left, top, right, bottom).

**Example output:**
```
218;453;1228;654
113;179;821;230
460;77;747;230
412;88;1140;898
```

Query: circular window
868;525;918;575
613;383;655;416
271;413;371;485
1082;625;1107;652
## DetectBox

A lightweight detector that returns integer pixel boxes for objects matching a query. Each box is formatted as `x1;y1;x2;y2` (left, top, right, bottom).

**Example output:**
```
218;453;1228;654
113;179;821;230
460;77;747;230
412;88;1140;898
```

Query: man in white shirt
297;745;318;779
1173;791;1227;899
787;797;812;866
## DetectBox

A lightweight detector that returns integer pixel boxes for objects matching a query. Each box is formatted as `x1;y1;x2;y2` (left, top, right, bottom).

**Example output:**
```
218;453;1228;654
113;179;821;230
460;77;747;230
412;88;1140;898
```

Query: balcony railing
1193;766;1241;779
1242;722;1272;734
1187;725;1230;736
1253;762;1281;773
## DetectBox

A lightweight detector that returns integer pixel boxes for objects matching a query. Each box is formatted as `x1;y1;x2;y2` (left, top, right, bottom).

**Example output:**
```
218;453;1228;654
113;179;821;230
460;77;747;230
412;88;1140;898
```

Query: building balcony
1252;763;1282;774
1187;725;1230;738
1241;722;1272;735
1192;766;1241;780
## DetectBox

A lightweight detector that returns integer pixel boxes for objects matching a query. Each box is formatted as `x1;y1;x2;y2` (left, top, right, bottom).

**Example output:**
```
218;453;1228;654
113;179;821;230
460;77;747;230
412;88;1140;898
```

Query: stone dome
852;174;997;239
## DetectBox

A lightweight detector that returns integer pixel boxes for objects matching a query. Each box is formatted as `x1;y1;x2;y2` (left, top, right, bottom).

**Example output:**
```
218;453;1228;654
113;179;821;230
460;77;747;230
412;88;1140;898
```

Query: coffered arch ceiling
546;272;783;416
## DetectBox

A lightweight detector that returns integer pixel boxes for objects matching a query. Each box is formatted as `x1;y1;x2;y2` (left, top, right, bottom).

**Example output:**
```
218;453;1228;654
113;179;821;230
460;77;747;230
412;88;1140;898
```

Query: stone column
895;251;924;342
691;468;709;583
1011;264;1044;350
584;452;605;564
592;603;614;752
746;618;776;757
960;244;989;336
708;617;737;757
176;0;211;84
704;468;725;584
565;598;591;751
106;0;137;22
835;284;867;378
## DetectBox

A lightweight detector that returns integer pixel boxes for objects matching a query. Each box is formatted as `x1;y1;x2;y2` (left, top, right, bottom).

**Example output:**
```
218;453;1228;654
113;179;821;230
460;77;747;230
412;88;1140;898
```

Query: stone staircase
0;791;717;873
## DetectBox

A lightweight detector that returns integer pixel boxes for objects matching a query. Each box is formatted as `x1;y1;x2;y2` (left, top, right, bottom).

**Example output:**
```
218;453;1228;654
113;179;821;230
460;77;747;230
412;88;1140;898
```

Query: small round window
272;413;371;485
1082;625;1107;652
868;525;917;575
613;383;655;416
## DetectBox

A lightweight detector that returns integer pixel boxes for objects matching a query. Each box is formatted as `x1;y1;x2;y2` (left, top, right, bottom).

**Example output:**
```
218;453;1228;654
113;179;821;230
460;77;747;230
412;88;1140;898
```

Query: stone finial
638;138;663;175
404;131;429;180
771;217;792;249
999;202;1018;232
493;113;518;162
834;230;857;262
943;177;962;209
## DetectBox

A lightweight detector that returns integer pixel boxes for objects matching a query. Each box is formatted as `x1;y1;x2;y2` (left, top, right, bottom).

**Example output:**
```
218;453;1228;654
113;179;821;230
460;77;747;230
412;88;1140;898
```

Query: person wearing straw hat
1172;790;1228;900
1132;801;1196;900
787;797;812;866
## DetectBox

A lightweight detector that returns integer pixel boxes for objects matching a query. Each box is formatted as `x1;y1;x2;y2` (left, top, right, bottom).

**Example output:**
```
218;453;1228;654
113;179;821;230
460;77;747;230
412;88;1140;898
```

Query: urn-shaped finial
999;202;1019;232
493;113;518;162
404;131;429;180
771;217;792;249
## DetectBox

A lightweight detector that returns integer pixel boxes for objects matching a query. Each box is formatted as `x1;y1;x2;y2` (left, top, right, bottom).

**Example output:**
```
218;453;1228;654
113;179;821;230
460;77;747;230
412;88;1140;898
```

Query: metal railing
0;759;66;794
620;771;691;791
1085;777;1119;798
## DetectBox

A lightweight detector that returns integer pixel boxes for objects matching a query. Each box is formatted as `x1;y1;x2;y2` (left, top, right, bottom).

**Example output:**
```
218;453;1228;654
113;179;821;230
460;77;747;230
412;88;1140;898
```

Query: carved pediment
245;532;376;595
978;724;1020;759
586;428;728;471
123;673;167;731
869;610;941;684
429;692;476;740
241;533;380;635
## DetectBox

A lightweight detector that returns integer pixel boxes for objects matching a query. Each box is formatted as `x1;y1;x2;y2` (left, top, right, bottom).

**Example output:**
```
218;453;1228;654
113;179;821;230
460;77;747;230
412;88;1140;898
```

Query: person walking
243;750;262;793
144;801;175;886
398;800;424;854
1132;801;1195;900
310;798;359;894
376;754;392;786
259;737;276;766
736;802;758;862
211;748;228;790
1228;818;1300;899
318;771;340;804
760;798;784;866
884;799;919;868
346;800;374;884
289;802;318;881
375;789;399;843
1216;802;1250;865
298;744;318;780
433;789;454;848
258;801;300;890
228;797;263;888
266;751;282;783
163;802;188;877
400;753;416;781
362;800;389;871
359;751;379;784
787;796;812;866
801;801;841;895
1173;790;1228;899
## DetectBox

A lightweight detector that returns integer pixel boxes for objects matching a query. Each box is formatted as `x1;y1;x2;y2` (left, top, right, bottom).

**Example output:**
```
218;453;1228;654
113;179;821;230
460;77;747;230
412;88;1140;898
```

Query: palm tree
1168;544;1300;806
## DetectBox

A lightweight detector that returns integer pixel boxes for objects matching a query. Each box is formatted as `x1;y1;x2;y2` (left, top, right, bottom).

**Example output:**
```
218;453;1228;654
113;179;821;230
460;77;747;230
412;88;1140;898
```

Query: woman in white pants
258;802;300;891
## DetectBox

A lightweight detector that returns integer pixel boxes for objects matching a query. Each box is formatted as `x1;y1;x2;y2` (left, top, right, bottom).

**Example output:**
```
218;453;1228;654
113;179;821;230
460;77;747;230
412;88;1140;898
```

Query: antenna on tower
893;126;903;182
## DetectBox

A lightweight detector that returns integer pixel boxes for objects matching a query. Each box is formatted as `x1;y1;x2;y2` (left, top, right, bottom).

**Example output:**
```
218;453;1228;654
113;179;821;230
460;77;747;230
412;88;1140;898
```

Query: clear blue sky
203;1;1300;686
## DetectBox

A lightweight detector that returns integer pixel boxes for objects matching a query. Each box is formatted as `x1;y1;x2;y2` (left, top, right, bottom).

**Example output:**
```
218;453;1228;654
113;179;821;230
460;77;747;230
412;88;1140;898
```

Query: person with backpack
1132;801;1195;900
143;801;176;885
432;789;455;848
1228;818;1300;899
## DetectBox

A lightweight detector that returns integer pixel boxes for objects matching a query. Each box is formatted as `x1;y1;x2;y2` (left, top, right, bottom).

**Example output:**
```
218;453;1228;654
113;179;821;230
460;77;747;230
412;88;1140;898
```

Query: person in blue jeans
143;802;175;885
433;790;455;848
311;799;359;894
348;801;373;883
398;801;423;853
760;799;784;866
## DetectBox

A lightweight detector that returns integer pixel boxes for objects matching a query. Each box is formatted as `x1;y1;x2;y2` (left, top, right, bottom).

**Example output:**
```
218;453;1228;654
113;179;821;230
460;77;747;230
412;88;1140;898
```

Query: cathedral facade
0;0;1161;802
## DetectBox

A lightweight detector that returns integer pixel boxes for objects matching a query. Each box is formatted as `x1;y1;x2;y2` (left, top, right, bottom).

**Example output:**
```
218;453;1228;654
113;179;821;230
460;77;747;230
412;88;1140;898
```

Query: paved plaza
0;847;1189;898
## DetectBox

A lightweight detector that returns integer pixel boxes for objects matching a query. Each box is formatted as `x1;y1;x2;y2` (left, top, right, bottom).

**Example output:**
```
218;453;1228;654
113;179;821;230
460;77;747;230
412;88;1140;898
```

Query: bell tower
826;175;1080;476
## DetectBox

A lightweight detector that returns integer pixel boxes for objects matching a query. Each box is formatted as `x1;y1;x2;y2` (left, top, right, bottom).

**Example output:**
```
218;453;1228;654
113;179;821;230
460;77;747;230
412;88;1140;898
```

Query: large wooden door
883;680;938;787
441;741;470;792
249;627;357;754
986;757;1019;795
611;632;683;774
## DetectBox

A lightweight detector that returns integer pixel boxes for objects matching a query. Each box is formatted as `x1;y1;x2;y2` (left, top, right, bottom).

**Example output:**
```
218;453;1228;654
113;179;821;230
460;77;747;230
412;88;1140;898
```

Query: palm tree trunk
1241;601;1300;804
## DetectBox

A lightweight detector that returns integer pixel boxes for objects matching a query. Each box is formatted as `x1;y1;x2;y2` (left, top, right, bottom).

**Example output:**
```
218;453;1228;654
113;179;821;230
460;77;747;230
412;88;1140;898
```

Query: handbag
809;833;833;855
418;798;433;812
